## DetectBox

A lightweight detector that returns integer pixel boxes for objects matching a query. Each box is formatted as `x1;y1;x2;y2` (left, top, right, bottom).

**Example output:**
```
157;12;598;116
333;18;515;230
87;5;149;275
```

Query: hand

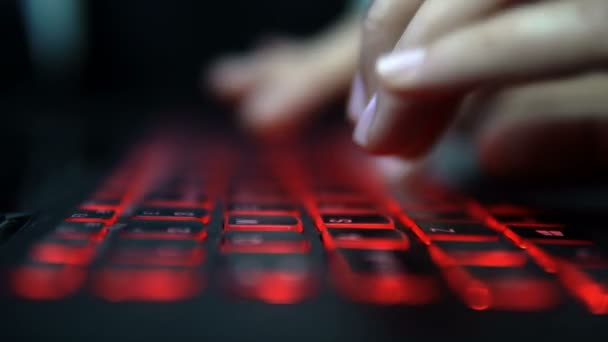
207;15;360;136
352;0;608;180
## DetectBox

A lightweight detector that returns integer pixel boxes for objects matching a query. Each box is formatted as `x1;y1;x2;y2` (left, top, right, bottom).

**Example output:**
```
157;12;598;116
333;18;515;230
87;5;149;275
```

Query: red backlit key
227;203;296;213
120;220;206;240
457;264;561;311
324;228;409;250
508;226;592;245
11;265;86;300
221;253;316;304
221;231;310;253
537;244;608;267
67;209;115;222
321;214;393;228
225;215;302;232
93;268;203;302
330;248;438;305
317;201;376;212
407;210;476;221
434;241;528;268
133;207;208;222
54;221;107;240
29;239;98;265
145;191;207;207
417;222;499;242
104;240;205;267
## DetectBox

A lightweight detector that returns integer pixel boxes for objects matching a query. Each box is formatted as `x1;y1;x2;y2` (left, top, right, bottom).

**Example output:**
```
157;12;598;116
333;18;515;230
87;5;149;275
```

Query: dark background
1;0;347;212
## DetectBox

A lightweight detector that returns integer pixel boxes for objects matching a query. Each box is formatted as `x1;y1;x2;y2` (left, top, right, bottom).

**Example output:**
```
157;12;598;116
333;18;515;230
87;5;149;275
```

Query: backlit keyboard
7;130;608;314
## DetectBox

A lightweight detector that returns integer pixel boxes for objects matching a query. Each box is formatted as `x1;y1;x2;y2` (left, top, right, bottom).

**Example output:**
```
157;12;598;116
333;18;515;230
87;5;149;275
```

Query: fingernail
353;94;378;146
376;48;426;82
347;73;366;121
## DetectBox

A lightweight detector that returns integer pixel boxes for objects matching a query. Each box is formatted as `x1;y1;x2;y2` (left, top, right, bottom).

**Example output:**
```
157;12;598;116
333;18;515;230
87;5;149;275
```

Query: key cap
227;203;296;213
537;244;608;267
321;214;393;228
92;268;203;302
330;248;438;305
221;231;310;253
104;240;205;267
324;228;409;250
67;209;115;221
317;201;376;212
416;221;499;242
453;264;560;311
337;249;430;275
224;215;302;232
133;207;208;222
11;265;86;300
120;220;206;240
431;241;527;267
408;210;476;221
29;239;98;265
54;221;107;240
508;226;592;245
144;190;207;207
221;253;316;304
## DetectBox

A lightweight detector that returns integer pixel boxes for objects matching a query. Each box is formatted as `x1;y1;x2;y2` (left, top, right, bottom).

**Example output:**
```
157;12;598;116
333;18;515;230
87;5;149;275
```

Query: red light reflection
11;266;86;300
29;242;98;265
223;269;317;304
92;268;203;302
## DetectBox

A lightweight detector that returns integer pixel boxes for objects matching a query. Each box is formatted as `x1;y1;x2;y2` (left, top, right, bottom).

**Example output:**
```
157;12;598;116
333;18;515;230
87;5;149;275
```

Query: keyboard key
221;253;317;304
11;265;86;300
227;203;296;213
67;209;115;221
407;210;476;221
433;241;528;268
221;231;309;253
321;214;393;228
537;244;608;267
224;215;302;232
416;222;499;242
508;226;592;245
144;191;207;207
453;265;560;311
317;201;376;212
324;228;409;250
54;222;107;240
120;220;206;240
330;248;438;305
93;268;203;302
337;249;430;275
133;207;208;222
29;239;98;265
104;240;205;267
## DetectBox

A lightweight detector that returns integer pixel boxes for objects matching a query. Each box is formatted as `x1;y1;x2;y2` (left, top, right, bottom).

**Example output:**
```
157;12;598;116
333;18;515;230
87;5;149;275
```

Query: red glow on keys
29;242;98;265
119;230;208;242
11;266;86;300
321;231;410;251
92;268;203;302
559;262;608;314
226;270;317;304
220;241;310;254
332;272;439;305
447;251;528;268
106;246;205;267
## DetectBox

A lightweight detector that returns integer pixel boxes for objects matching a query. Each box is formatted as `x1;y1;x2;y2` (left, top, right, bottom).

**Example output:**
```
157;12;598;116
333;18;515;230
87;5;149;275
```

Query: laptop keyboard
7;131;608;314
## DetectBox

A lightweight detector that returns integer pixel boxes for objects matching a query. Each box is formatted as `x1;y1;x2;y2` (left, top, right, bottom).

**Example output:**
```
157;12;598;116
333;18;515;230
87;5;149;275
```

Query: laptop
1;112;608;341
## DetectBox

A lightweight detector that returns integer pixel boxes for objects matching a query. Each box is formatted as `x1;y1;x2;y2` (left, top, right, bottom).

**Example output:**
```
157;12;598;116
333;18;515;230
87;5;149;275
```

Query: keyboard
2;125;608;340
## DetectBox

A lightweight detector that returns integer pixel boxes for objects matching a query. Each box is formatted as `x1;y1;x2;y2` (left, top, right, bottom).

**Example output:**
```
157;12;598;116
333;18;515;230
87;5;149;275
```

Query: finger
355;0;518;157
477;72;608;180
206;55;262;102
377;0;608;94
359;0;424;101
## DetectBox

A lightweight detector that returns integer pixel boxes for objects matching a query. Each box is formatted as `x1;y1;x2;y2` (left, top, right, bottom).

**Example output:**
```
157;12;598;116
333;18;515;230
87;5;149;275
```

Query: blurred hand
351;0;608;179
207;15;360;135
